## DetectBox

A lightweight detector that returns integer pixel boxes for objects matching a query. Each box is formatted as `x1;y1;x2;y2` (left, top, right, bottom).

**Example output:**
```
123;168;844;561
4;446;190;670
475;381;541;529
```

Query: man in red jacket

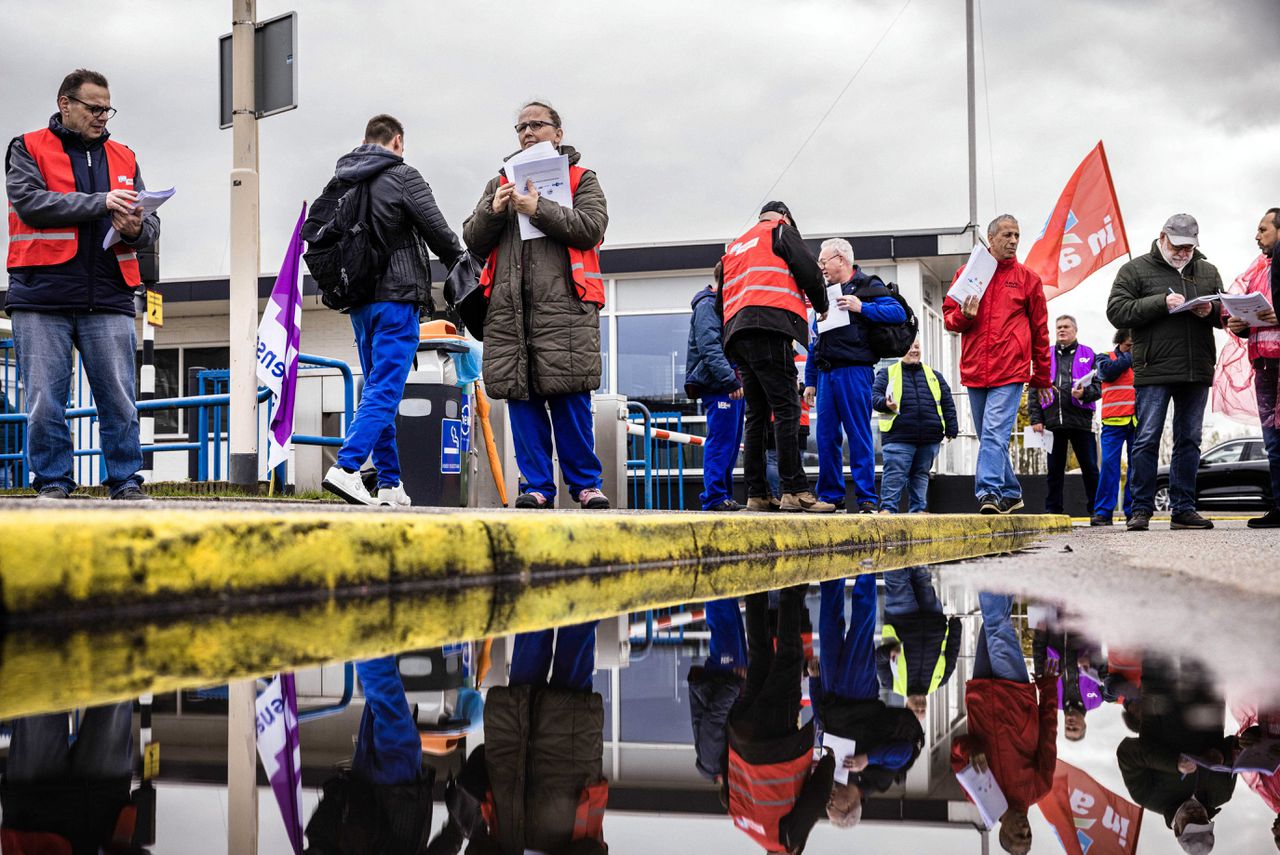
944;216;1053;514
951;592;1059;854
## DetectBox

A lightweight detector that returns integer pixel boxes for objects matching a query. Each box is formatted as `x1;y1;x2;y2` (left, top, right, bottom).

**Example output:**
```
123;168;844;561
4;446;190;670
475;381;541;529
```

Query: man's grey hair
820;238;855;266
987;214;1018;237
1055;314;1078;328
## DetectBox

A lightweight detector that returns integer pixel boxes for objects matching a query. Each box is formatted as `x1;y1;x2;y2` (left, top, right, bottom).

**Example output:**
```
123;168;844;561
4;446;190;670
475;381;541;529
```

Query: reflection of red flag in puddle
1024;142;1129;301
1039;760;1143;855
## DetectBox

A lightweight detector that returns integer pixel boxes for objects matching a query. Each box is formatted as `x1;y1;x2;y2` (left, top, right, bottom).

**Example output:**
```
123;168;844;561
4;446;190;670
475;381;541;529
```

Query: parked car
1155;436;1273;511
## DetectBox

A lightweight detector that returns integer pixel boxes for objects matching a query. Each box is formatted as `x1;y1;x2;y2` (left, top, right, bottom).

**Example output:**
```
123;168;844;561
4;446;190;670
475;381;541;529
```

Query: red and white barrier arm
623;420;705;446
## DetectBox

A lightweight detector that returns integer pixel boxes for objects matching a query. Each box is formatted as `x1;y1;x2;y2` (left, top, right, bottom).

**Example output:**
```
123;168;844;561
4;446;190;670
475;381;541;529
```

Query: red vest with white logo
728;747;810;852
6;128;142;287
478;165;604;306
1099;350;1135;421
720;220;807;326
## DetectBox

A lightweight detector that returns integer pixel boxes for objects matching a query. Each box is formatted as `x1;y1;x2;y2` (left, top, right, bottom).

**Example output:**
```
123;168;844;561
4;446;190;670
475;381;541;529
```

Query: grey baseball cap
1162;213;1200;247
1177;821;1215;854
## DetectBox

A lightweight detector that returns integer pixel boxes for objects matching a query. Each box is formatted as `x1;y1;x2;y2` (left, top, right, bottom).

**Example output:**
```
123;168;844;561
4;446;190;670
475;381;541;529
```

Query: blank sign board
219;12;297;129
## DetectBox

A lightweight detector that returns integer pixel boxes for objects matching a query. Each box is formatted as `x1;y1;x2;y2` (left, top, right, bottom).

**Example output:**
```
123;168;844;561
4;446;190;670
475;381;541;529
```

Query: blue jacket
685;286;739;398
872;361;958;444
1095;348;1132;383
805;269;906;385
5;115;159;316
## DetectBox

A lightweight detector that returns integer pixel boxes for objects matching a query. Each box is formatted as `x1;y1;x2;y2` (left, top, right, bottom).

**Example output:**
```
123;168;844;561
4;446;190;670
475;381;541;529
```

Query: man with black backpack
803;238;910;513
305;114;464;506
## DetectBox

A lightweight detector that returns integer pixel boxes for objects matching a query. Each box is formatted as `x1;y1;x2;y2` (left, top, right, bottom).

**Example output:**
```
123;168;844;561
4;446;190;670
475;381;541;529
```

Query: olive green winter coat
463;146;608;400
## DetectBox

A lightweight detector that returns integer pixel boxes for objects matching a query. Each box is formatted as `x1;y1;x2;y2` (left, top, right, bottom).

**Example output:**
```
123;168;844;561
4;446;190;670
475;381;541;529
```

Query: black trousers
729;332;807;496
730;586;806;740
1045;427;1100;514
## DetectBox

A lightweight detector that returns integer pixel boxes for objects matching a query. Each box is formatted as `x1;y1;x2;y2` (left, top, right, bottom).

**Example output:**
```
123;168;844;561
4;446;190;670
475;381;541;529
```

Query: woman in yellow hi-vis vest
871;340;958;513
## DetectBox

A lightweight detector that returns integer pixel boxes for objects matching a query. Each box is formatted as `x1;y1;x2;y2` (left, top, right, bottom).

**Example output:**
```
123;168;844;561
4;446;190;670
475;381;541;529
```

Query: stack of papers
1220;292;1278;327
103;187;175;249
947;245;998;304
1190;740;1280;775
956;763;1009;830
1169;294;1220;315
816;283;849;334
502;141;572;241
824;734;859;785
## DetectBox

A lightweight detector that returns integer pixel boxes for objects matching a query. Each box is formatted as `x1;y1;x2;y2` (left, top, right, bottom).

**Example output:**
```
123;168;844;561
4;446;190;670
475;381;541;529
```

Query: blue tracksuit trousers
816;365;877;505
507;391;603;501
700;394;745;509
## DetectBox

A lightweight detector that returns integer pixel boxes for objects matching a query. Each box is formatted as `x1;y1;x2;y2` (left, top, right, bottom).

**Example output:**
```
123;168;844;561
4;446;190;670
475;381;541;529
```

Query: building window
616;313;692;404
136;346;230;435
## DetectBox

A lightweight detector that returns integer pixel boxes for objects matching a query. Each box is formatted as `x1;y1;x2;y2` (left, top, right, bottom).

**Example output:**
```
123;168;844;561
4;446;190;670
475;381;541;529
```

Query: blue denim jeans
882;567;942;617
967;383;1024;500
972;592;1029;682
1130;383;1209;514
1094;422;1136;519
510;621;598;692
353;656;423;786
336;301;421;486
818;575;879;701
12;310;142;495
880;442;940;513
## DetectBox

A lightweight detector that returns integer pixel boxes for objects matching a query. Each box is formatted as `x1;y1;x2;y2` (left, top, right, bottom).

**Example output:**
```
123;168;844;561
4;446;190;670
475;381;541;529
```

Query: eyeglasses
67;96;117;119
514;120;558;134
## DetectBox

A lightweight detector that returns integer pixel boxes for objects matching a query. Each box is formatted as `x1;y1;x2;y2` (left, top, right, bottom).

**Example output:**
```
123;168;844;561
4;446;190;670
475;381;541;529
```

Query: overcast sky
3;0;1280;426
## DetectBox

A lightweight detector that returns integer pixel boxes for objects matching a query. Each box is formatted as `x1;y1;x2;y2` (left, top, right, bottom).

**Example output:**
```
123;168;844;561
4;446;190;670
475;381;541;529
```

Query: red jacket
943;258;1051;389
951;677;1058;813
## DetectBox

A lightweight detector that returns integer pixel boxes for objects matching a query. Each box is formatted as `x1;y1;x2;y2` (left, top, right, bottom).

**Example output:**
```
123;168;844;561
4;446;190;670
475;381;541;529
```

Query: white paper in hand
503;142;572;241
1169;294;1219;314
947;245;998;304
103;187;175;249
824;734;858;785
1023;426;1052;452
817;284;850;334
1221;292;1278;327
956;763;1008;830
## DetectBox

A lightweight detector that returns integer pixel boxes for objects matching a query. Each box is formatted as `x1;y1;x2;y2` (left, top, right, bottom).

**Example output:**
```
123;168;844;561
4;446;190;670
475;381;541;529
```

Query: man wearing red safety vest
717;203;831;513
1091;329;1138;525
6;69;159;500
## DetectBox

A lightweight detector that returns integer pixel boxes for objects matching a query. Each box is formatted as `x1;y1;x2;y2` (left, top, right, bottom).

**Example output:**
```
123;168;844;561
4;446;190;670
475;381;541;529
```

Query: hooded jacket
943;257;1051;389
463;146;607;401
685;286;739;398
1106;240;1224;386
304;144;463;311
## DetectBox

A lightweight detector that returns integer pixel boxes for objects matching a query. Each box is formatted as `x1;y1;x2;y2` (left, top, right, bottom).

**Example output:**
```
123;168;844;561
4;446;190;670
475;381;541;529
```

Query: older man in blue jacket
686;263;745;511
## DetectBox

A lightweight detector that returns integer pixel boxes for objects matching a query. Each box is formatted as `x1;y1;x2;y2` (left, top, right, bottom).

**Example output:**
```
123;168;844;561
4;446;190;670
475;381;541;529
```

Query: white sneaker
376;483;412;507
322;465;376;505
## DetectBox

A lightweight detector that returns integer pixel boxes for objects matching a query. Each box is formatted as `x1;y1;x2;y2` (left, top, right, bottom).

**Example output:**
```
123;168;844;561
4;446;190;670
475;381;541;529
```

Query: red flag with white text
1024;142;1129;301
1039;760;1143;855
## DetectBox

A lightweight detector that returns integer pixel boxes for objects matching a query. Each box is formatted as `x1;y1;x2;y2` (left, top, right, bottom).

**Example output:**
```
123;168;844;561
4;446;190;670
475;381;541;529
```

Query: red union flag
1039;760;1143;855
1024;142;1130;301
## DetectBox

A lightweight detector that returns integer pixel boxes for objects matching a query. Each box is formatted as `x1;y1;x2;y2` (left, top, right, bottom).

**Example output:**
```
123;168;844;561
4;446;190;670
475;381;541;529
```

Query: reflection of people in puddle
817;574;925;830
950;592;1058;854
1116;657;1237;854
1029;610;1102;742
0;702;149;854
428;621;607;854
1100;648;1144;734
1230;701;1280;851
688;598;748;784
876;567;962;719
306;655;435;854
725;586;833;854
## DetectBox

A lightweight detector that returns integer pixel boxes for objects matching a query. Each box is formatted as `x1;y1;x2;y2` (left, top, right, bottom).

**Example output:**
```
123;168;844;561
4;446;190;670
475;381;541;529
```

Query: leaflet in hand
103;186;175;249
1072;369;1097;390
956;763;1008;830
1169;294;1220;315
947;244;998;304
1023;426;1052;452
824;734;858;785
1189;739;1280;775
1220;292;1278;327
816;283;850;334
502;141;572;241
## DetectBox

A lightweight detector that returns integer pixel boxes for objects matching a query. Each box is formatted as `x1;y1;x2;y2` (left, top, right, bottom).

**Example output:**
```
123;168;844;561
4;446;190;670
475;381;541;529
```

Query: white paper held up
1168;294;1220;315
502;142;572;241
1220;292;1278;327
956;763;1008;830
824;734;858;785
103;187;175;249
947;245;998;304
817;284;850;334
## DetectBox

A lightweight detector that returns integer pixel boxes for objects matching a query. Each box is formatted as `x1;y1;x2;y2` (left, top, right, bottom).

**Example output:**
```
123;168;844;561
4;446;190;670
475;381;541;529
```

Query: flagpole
966;0;978;243
1096;141;1132;262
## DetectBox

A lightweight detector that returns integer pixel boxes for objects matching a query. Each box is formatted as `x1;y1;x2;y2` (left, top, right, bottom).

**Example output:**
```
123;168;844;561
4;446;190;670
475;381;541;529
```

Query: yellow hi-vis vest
878;361;944;434
881;622;953;697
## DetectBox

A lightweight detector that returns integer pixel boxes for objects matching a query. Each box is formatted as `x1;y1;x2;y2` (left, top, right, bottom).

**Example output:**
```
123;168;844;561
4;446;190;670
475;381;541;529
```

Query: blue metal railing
626;405;687;510
625;402;655;509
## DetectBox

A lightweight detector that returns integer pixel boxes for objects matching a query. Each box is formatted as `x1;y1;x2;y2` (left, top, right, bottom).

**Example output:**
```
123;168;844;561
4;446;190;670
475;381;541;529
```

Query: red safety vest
6;128;142;287
1099;350;1135;421
720;219;807;326
480;779;608;845
478;165;604;307
728;747;810;852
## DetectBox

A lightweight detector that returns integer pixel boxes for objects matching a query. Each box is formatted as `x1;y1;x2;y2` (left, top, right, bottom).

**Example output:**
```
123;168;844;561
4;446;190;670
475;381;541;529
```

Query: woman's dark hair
521;100;561;128
1113;328;1132;346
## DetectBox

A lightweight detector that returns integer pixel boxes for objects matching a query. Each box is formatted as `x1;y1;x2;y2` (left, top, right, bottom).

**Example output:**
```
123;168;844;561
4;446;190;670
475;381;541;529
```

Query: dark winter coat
872;361;959;445
1106;241;1224;387
304;144;463;311
687;666;742;780
684;287;739;398
1027;341;1102;431
5;115;160;316
819;698;925;794
808;269;906;371
463;145;608;401
877;612;962;696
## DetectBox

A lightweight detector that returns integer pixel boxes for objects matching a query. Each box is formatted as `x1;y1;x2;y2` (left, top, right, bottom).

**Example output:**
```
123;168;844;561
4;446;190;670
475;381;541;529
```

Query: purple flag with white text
256;203;307;470
255;673;304;854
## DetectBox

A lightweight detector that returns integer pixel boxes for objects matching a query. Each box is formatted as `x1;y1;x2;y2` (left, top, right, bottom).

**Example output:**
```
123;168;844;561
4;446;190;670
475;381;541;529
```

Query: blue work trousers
700;394;744;508
1094;422;1136;519
704;598;748;673
353;655;423;786
510;621;599;692
967;383;1024;500
818;574;879;701
1130;383;1209;514
507;391;603;501
815;365;877;505
972;593;1029;683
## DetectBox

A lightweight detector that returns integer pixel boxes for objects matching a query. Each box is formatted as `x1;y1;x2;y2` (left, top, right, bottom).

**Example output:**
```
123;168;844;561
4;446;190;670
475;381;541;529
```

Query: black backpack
862;276;919;359
303;178;383;312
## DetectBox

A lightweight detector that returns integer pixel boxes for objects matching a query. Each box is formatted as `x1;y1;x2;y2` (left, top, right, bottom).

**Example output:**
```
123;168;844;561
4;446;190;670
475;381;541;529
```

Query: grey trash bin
395;344;467;506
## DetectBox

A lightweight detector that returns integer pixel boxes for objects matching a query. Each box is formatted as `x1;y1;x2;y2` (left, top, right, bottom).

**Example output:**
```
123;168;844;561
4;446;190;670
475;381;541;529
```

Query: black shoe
707;499;744;512
35;485;70;500
111;485;152;501
1170;510;1214;530
1126;510;1151;531
997;496;1025;514
514;491;551;509
854;501;877;515
1089;515;1113;526
1247;508;1280;529
978;494;999;514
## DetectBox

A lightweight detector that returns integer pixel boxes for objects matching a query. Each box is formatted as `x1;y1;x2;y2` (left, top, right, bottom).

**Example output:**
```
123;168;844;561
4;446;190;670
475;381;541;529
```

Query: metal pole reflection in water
227;679;259;854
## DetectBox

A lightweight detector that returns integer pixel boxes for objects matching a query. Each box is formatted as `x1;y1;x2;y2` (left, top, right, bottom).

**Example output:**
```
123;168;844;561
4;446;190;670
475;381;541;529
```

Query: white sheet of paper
1169;294;1220;314
824;734;858;785
1220;292;1278;327
947;245;998;304
1023;426;1052;452
816;284;850;334
502;142;572;241
103;186;175;249
1072;369;1097;390
956;763;1008;830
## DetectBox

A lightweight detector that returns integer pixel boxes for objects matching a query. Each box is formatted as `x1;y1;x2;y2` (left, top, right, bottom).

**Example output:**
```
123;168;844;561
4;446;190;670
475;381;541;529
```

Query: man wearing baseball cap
1107;214;1224;531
